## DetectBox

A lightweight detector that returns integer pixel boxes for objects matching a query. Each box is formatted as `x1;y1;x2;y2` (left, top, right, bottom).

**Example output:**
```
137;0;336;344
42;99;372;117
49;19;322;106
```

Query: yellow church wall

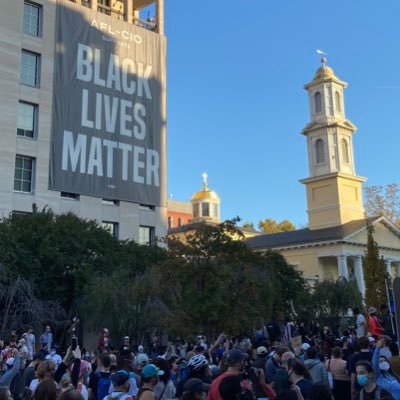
349;221;400;250
277;247;320;277
304;175;365;230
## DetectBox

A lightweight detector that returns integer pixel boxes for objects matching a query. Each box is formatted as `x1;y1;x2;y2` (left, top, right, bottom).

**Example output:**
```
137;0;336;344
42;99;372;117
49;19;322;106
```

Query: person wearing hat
137;364;164;400
0;348;21;387
182;378;210;400
252;347;268;370
104;370;134;400
207;348;248;400
368;307;384;338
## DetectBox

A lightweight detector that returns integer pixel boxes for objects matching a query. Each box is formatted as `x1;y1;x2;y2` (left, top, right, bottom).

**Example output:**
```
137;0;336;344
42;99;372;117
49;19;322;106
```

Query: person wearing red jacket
368;307;384;338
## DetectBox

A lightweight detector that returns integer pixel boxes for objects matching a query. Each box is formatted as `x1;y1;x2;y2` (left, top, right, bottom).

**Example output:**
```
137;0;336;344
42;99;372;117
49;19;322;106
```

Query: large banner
49;0;166;206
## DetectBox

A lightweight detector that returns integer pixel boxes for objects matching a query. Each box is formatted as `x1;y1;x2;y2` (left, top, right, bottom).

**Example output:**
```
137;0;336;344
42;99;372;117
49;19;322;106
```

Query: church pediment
344;216;400;250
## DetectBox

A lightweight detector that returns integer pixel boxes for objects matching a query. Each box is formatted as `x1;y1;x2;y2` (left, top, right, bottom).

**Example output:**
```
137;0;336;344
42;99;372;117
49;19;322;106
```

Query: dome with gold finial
191;173;220;223
191;172;220;201
304;57;346;89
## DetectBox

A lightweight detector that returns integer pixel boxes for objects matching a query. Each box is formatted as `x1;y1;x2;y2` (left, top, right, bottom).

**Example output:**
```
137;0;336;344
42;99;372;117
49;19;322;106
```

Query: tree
302;277;362;330
258;218;296;234
0;206;121;316
364;183;400;227
363;223;388;309
163;219;307;338
242;221;255;230
0;268;65;337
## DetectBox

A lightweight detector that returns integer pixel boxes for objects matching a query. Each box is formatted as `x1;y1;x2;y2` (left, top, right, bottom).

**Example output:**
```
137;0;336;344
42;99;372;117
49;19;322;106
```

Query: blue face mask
357;375;368;386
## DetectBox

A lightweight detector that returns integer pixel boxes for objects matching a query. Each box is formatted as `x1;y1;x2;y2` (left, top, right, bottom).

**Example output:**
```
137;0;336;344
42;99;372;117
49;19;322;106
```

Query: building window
98;0;111;14
335;91;341;112
139;226;154;245
14;155;35;193
102;198;119;205
202;202;210;217
140;204;155;211
23;1;41;37
21;51;40;87
314;91;322;113
101;221;119;239
315;139;324;163
61;192;80;200
341;139;349;163
168;216;173;229
17;102;37;138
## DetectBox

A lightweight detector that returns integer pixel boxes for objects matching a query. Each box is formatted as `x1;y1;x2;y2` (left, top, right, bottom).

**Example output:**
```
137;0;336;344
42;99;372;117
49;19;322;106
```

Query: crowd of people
0;304;398;400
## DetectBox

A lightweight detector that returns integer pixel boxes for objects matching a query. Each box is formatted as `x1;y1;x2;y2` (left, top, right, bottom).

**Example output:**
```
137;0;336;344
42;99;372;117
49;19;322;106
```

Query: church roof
245;217;381;250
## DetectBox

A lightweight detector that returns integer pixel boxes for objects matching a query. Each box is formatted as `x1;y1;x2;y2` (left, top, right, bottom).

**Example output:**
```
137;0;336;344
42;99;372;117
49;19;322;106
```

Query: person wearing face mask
372;340;400;399
47;346;62;367
355;360;393;400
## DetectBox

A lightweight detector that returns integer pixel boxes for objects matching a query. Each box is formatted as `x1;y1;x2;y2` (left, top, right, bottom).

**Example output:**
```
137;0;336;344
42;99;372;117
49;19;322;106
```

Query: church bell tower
300;58;366;230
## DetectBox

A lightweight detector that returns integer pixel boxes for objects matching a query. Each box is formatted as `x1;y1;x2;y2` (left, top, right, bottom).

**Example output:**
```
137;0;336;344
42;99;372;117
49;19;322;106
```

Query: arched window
335;91;341;112
316;139;324;163
341;139;349;163
314;92;322;113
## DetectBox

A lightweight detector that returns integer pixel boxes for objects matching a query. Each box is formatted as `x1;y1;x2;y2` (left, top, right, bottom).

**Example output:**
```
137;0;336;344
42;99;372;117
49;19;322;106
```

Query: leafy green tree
302;277;362;329
365;183;400;227
163;219;307;338
258;218;296;234
0;206;120;316
242;221;255;230
363;223;389;309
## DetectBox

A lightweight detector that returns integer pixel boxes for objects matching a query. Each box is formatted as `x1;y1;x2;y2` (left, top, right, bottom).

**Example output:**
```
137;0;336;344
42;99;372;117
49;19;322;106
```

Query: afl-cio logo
91;20;143;44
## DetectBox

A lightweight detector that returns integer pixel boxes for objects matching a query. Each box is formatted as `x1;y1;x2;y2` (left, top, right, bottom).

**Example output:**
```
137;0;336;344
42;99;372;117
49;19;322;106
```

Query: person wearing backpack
88;353;112;400
355;360;393;400
104;371;133;400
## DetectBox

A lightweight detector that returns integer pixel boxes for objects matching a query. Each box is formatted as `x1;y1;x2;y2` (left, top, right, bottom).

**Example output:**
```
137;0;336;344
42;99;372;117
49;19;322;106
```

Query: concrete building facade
0;0;167;244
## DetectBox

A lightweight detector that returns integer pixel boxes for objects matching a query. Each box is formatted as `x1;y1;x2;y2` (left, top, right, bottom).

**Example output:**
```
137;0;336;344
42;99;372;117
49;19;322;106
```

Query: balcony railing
133;16;157;31
68;0;91;7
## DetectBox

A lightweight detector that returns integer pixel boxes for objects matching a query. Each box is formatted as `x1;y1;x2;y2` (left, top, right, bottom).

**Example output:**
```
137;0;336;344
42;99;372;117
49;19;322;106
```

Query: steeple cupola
300;58;366;230
191;173;220;223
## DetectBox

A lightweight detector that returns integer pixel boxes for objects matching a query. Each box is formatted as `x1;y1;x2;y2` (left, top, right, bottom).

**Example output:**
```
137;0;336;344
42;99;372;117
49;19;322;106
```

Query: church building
246;59;400;295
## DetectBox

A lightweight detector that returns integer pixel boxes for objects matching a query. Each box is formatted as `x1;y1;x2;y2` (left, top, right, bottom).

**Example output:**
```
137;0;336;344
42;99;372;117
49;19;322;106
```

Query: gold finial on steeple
202;172;208;190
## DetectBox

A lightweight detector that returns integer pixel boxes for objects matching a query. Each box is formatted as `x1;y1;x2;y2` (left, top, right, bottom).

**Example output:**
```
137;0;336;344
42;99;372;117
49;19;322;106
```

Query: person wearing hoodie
304;347;328;385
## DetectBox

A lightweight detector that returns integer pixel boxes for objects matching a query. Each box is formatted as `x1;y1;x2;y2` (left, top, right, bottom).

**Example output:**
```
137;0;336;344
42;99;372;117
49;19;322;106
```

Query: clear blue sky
164;1;400;228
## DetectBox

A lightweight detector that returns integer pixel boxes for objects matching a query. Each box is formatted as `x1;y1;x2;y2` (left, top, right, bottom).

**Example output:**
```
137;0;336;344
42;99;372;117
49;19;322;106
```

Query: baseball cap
112;371;130;386
368;307;377;315
183;378;210;393
137;353;149;365
226;348;249;365
301;343;310;351
256;346;268;355
142;364;164;379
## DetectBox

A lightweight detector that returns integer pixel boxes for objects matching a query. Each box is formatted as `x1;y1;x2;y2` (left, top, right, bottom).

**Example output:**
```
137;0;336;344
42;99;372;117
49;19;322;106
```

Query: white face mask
380;361;390;371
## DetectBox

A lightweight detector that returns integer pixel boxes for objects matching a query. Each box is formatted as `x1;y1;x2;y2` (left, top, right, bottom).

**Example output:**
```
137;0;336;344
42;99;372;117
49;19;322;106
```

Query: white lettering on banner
90;20;142;44
81;89;147;137
76;44;153;99
62;131;87;173
61;131;160;186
